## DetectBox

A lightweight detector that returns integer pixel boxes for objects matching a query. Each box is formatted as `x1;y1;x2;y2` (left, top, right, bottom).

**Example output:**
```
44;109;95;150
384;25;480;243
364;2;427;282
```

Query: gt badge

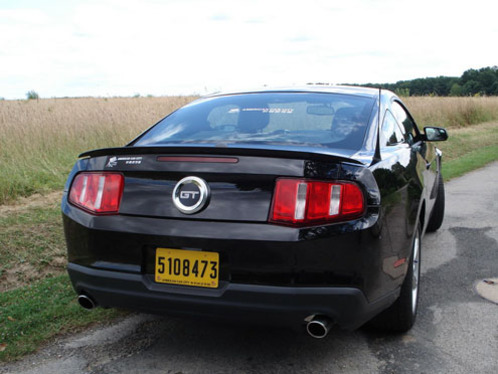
172;176;210;214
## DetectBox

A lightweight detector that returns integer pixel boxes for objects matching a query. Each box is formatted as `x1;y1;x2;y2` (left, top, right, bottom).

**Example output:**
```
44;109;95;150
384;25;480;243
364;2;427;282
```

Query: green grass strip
443;144;498;180
0;274;124;362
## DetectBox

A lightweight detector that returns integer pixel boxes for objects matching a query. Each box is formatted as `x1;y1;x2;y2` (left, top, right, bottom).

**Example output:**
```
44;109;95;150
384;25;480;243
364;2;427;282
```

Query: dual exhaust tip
77;294;96;310
76;294;332;338
306;315;333;339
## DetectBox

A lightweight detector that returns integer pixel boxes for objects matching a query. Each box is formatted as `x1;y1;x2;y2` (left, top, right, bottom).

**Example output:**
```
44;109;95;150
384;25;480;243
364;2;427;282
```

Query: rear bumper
68;263;398;330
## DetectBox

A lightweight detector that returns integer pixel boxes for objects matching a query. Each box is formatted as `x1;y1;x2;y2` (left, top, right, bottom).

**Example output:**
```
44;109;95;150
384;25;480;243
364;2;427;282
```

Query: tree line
359;66;498;97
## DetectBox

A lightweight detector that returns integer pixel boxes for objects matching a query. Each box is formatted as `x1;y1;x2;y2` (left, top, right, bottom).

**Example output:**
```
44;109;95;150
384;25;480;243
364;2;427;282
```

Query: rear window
133;92;375;150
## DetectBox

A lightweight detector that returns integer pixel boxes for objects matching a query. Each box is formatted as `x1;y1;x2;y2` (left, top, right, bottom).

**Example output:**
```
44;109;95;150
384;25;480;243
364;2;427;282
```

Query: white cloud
0;0;497;99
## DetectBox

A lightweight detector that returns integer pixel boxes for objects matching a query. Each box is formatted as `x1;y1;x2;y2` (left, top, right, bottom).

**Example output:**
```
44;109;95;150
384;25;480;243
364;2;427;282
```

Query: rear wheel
426;174;445;232
369;225;421;332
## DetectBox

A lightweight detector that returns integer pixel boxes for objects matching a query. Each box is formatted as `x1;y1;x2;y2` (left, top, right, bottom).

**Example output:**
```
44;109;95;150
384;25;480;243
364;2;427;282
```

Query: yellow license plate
155;248;219;288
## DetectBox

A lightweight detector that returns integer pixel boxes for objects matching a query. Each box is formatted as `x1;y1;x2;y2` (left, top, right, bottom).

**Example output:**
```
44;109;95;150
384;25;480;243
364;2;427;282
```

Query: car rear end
62;89;399;330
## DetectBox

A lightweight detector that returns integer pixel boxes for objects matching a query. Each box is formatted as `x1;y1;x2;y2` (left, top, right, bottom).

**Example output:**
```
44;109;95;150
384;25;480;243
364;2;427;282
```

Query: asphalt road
2;162;498;374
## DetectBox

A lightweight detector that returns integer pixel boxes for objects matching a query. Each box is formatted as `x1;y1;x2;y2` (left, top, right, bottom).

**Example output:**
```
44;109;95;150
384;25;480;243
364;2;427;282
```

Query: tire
426;173;445;232
369;225;421;332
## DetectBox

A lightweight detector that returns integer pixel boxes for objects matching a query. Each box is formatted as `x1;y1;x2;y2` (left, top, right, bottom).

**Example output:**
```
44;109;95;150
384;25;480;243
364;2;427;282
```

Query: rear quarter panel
369;143;423;292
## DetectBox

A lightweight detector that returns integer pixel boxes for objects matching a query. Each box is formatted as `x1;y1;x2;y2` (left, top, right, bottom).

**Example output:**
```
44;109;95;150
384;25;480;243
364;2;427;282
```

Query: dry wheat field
0;96;196;203
1;95;497;204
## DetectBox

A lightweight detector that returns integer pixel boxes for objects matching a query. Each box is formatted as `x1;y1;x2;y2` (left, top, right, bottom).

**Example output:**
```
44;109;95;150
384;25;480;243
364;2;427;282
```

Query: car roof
206;85;383;99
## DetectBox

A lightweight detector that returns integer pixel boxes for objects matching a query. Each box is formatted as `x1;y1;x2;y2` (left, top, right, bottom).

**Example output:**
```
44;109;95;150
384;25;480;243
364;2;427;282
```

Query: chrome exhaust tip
306;316;332;339
77;294;96;310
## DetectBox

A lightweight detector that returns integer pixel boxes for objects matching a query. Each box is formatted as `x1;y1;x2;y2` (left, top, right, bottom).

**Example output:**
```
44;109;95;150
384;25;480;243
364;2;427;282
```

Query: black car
62;86;448;338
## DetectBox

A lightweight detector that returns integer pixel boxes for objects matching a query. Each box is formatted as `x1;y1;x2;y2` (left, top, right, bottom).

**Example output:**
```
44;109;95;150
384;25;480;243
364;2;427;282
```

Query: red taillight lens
341;183;364;215
69;172;124;214
270;178;364;226
271;179;308;224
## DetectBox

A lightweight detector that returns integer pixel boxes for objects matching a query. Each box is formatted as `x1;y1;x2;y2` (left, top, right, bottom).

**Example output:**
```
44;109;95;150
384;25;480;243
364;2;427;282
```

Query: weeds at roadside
0;196;65;292
0;275;125;362
437;122;498;163
443;145;498;180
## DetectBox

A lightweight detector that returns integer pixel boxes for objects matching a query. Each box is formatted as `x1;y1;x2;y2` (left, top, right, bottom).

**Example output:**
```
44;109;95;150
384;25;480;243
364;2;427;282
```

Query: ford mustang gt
62;86;448;338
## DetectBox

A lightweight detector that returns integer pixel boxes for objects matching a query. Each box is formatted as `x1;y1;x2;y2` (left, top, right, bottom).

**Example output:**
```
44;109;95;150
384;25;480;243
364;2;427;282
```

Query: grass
0;274;124;361
0;194;65;291
0;194;126;362
443;145;498;180
0;95;497;362
0;197;126;362
436;121;498;180
404;96;498;128
0;96;197;205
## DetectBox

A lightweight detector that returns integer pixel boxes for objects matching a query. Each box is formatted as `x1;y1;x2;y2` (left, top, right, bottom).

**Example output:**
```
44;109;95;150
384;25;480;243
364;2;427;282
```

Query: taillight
269;178;364;226
68;172;124;214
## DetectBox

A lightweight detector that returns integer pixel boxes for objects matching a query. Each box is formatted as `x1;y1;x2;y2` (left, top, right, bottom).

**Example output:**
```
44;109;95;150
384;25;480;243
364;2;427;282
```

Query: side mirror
424;126;448;142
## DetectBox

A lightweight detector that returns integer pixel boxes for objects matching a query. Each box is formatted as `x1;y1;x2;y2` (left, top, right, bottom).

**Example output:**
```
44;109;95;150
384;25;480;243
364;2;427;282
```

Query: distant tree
460;67;498;95
352;66;498;96
477;67;497;95
432;76;457;96
26;90;39;100
449;83;463;96
395;87;410;97
491;81;498;95
462;80;482;96
461;69;479;84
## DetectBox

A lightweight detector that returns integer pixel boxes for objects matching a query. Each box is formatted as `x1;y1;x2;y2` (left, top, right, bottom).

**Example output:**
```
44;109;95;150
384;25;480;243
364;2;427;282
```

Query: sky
1;0;497;99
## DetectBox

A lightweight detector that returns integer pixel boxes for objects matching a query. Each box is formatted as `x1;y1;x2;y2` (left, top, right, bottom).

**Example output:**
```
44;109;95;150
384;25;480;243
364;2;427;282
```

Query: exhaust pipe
77;294;96;310
306;315;332;339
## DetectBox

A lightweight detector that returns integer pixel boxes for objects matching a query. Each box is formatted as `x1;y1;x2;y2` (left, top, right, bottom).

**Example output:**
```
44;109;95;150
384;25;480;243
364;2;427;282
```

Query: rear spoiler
79;145;367;166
